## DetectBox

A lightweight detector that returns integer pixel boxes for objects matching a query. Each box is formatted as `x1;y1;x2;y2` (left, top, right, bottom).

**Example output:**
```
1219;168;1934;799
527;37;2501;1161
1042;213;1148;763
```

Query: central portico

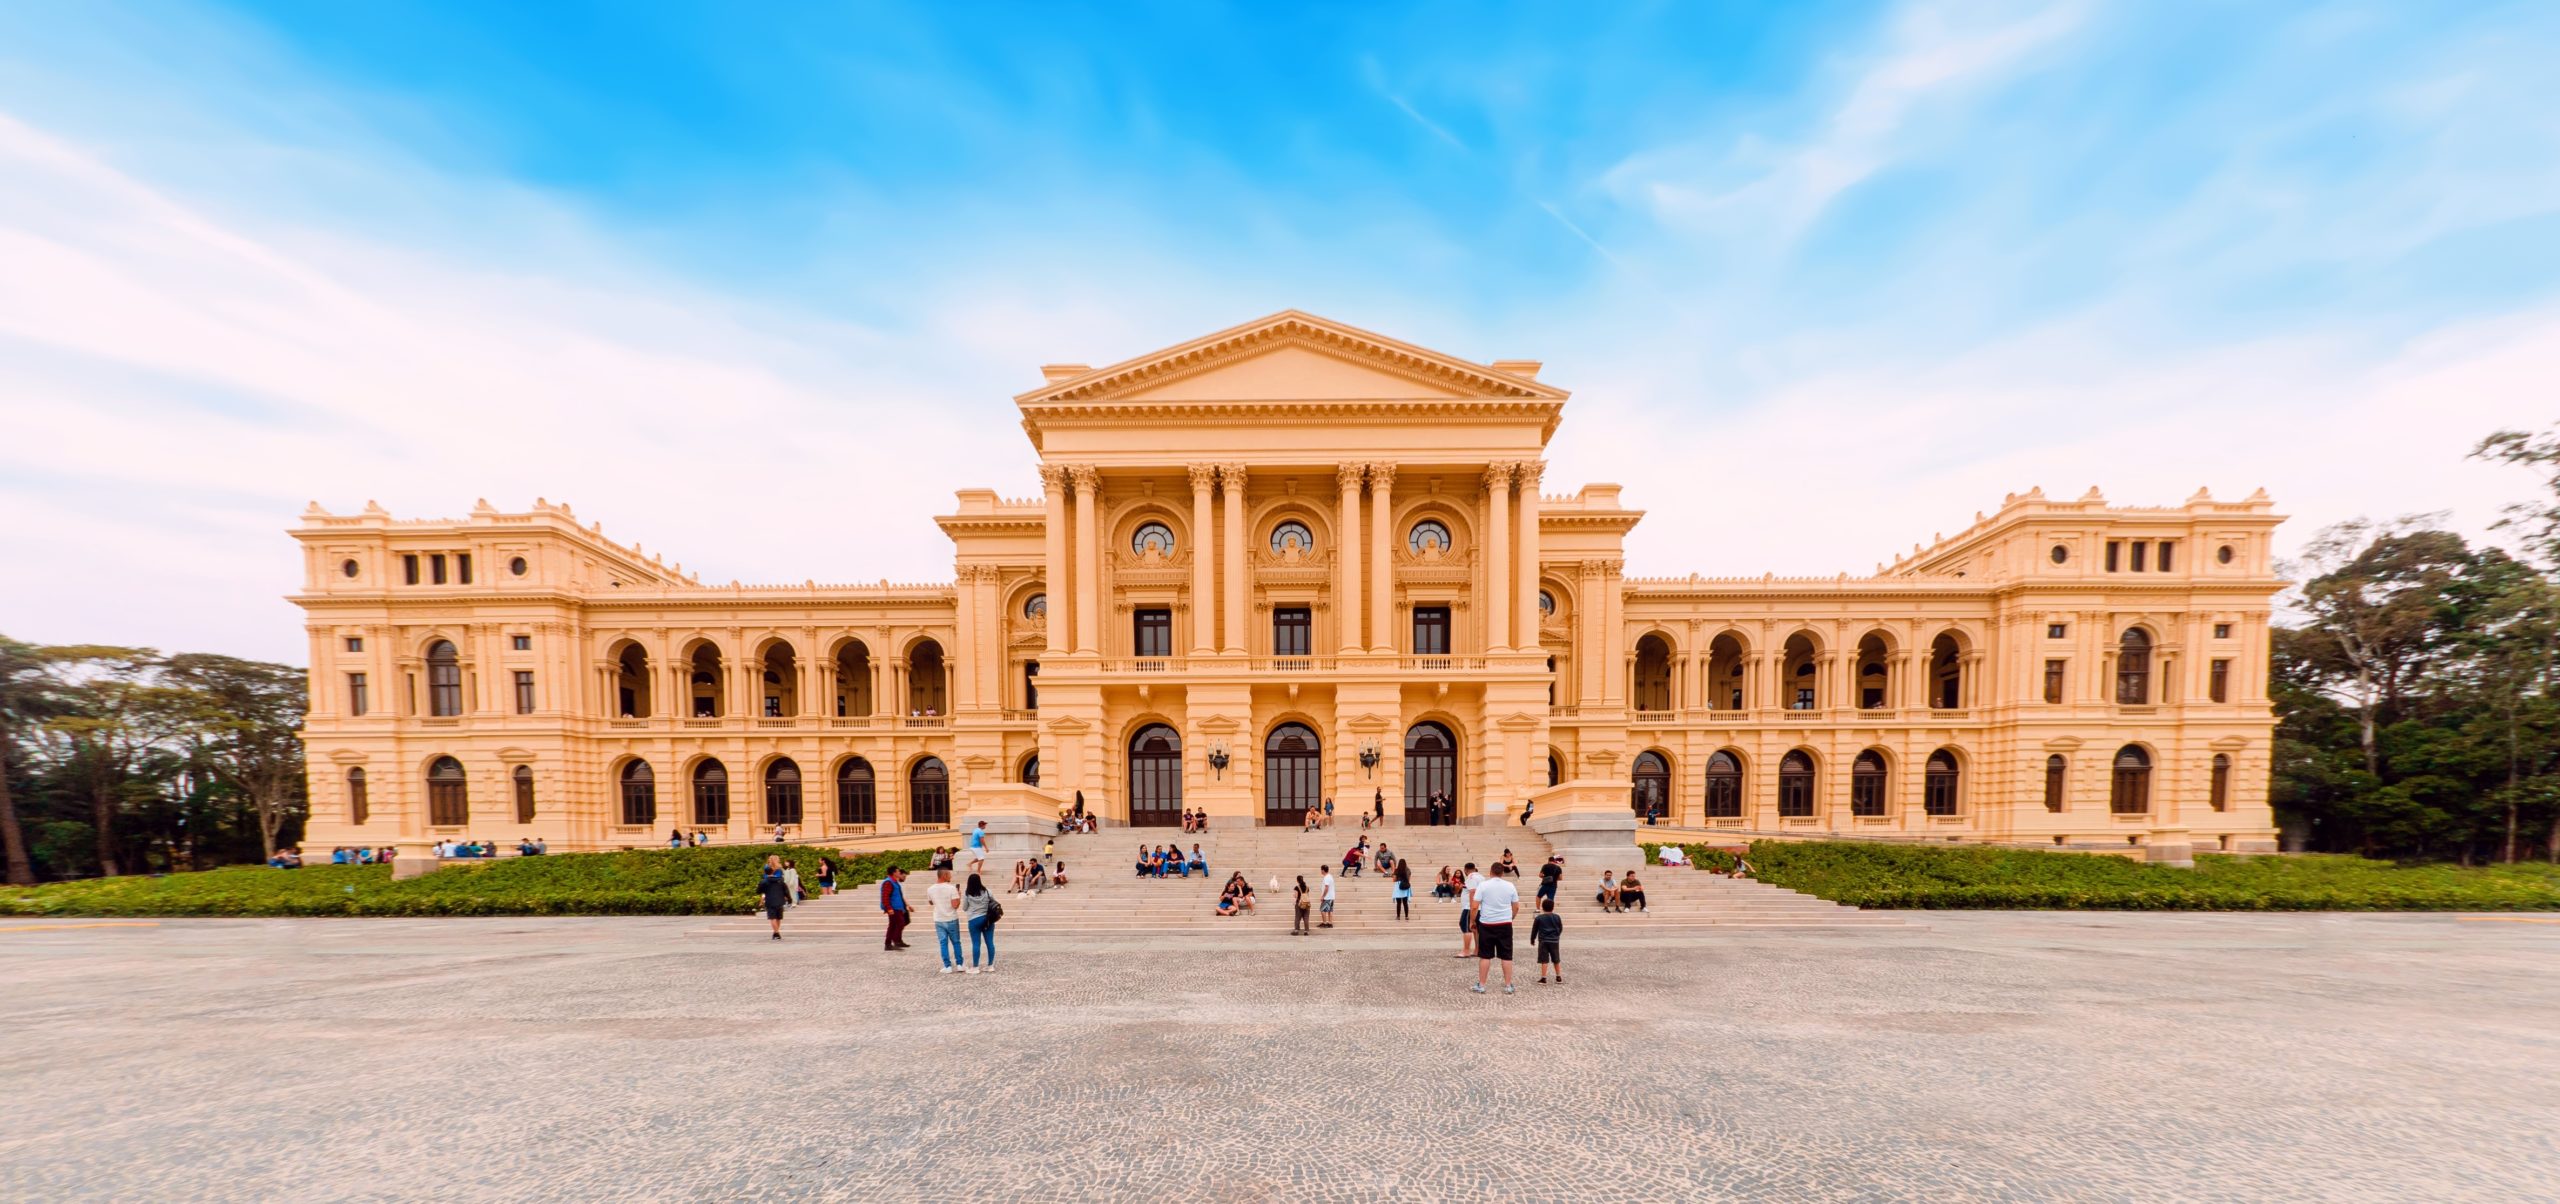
964;310;1592;828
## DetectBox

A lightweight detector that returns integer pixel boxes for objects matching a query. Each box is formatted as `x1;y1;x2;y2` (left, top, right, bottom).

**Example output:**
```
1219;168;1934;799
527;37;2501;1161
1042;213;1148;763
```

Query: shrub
1743;841;2560;911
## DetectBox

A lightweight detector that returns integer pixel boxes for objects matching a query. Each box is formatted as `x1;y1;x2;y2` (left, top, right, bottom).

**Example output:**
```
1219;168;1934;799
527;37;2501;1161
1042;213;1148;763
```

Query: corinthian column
1188;464;1218;654
1039;464;1069;656
1483;462;1513;652
1514;460;1545;651
1220;463;1248;655
1368;462;1396;653
1071;465;1101;654
1336;463;1364;654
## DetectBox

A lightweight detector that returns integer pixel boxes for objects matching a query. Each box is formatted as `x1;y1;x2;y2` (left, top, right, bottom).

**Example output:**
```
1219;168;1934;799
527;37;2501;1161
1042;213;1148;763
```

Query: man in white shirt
1470;870;1522;995
1318;868;1337;928
1457;863;1485;958
925;869;965;974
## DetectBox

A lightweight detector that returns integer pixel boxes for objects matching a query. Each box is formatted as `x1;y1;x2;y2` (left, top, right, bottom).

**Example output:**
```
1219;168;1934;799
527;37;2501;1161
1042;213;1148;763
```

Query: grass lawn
0;844;935;918
1647;840;2560;911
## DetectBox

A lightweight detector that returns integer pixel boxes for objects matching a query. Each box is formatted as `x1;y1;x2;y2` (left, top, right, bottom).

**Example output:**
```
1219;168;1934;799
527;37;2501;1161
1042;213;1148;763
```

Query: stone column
1188;464;1219;654
1600;560;1627;706
1071;466;1101;655
952;568;980;711
1336;463;1365;654
1221;463;1248;655
1369;462;1396;653
1576;561;1605;704
1040;465;1069;656
1514;461;1544;651
1483;462;1512;652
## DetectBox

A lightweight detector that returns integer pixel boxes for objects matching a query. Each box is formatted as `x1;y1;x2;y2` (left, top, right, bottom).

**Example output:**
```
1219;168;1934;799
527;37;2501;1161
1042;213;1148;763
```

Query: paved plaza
4;913;2557;1202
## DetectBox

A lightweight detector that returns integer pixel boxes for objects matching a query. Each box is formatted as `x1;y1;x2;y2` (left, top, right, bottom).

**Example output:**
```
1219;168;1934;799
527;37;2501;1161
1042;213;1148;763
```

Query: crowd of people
1135;843;1208;878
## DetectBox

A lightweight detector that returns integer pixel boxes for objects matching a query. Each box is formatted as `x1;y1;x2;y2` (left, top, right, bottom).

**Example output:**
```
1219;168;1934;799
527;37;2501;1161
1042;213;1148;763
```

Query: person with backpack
963;872;1000;974
1291;875;1312;936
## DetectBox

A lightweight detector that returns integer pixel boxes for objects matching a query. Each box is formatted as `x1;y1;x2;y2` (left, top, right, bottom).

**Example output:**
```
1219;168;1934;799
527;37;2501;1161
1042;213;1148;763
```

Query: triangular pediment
1015;310;1567;407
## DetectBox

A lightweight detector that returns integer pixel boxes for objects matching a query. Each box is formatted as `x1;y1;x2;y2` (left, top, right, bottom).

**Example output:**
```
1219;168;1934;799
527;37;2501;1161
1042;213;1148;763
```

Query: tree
2287;519;2475;778
161;654;308;859
2474;427;2560;860
36;647;203;877
0;636;66;885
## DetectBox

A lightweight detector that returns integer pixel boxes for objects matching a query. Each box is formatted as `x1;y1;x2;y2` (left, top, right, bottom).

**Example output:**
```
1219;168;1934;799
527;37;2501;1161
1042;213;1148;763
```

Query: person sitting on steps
1618;869;1646;913
1596;870;1622;913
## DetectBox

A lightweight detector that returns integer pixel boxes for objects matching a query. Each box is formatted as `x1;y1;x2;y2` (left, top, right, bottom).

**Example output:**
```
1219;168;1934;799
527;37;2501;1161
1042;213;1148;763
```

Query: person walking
1318;867;1337;929
1292;875;1312;936
781;859;803;905
1537;857;1562;912
965;821;989;875
1471;863;1522;995
880;866;912;950
758;856;792;941
963;872;997;974
927;868;964;973
817;857;838;896
1393;859;1412;921
1531;895;1564;984
1373;790;1385;825
1455;861;1482;958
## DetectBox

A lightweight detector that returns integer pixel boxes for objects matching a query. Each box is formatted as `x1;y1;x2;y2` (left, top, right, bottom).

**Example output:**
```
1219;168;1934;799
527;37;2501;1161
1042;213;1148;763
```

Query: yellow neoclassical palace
292;311;2282;861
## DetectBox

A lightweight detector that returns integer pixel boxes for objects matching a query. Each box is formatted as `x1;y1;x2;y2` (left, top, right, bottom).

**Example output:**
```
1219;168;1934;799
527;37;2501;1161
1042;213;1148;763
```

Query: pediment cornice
1013;310;1569;407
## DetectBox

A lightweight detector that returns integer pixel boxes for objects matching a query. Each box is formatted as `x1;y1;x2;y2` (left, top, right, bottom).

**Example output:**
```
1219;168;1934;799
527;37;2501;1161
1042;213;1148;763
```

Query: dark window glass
1412;606;1450;656
1273;606;1311;659
511;635;530;651
620;760;656;826
692;760;730;826
1704;752;1742;818
1778;752;1814;818
509;556;527;576
426;756;468;826
347;768;368;824
2217;544;2235;564
2105;541;2120;572
348;672;368;716
2130;541;2147;573
1023;661;1039;710
403;554;419;585
456;553;472;585
2044;659;2066;704
2110;746;2151;814
2049;544;2069;564
426;641;463;716
836;759;876;824
2214;623;2232;639
346;636;364;652
2210;659;2231;703
2157;541;2174;571
341;558;359;578
910;758;950;827
2116;629;2152;705
2044;756;2066;812
1850;752;1886;816
2047;623;2067;639
1631;751;1670;817
430;554;447;585
512;765;535;823
1134;608;1173;658
513;670;535;714
1924;751;1959;816
763;759;803;826
2210;754;2231;811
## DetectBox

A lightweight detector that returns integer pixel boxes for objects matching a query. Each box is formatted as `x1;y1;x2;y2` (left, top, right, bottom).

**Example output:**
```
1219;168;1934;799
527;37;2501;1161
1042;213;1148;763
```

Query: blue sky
2;0;2557;661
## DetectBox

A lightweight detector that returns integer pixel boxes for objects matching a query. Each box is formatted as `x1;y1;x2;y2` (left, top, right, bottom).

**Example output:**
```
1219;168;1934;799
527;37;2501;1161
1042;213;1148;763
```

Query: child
1532;895;1564;984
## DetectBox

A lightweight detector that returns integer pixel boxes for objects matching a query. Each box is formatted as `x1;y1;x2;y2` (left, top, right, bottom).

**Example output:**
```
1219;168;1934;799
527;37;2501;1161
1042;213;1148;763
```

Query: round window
340;558;359;578
1268;521;1314;555
2216;544;2235;564
2049;544;2069;565
1131;522;1175;557
1538;590;1556;616
1408;520;1452;555
1023;593;1046;620
509;556;528;576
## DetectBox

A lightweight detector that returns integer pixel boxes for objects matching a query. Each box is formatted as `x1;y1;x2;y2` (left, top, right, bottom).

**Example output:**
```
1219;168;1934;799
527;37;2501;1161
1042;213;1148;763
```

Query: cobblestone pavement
3;913;2557;1202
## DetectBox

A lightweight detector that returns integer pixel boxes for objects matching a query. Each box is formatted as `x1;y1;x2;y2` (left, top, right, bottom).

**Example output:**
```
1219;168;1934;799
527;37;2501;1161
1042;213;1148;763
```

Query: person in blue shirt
880;867;911;951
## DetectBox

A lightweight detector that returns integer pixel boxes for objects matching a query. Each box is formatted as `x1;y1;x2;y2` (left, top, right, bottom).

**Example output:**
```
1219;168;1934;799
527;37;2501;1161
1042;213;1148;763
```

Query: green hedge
0;844;937;918
1737;841;2560;911
1638;843;1739;873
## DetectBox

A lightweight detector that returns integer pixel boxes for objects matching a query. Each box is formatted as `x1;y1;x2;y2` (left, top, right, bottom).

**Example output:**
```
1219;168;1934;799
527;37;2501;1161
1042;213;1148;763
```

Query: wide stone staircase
714;822;1905;938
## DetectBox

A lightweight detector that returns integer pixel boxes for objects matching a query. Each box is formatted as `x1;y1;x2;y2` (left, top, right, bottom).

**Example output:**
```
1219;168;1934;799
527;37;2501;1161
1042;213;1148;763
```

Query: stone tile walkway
2;913;2556;1201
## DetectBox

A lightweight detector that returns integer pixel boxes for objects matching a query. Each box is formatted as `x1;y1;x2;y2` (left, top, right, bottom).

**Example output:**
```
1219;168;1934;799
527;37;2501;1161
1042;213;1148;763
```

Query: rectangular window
430;553;448;585
347;672;369;716
2213;623;2232;640
2047;623;2067;639
1022;661;1038;710
2105;541;2120;572
1793;687;1815;710
457;553;473;585
513;670;536;714
345;636;364;653
2209;659;2230;703
2157;541;2175;572
1272;606;1310;660
403;554;420;585
1411;606;1451;656
2044;660;2066;704
1133;608;1172;658
2130;541;2148;572
511;634;531;651
2044;759;2066;812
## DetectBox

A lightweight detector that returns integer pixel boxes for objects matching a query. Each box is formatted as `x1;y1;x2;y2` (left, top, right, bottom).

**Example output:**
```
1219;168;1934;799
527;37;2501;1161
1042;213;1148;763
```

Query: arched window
2210;753;2231;811
1128;725;1183;827
619;760;656;826
2116;629;2153;705
1547;752;1563;788
2110;746;2151;814
1020;753;1040;786
1704;751;1743;818
1403;721;1459;823
347;767;369;825
1269;521;1314;555
1851;750;1887;816
1633;636;1673;713
764;759;802;826
908;640;947;715
1023;660;1039;711
910;757;951;827
836;758;876;825
2044;755;2067;812
1930;634;1964;709
1856;633;1891;709
1538;590;1555;617
687;642;724;718
511;764;535;823
1407;520;1451;555
1264;722;1321;827
759;642;798;718
1924;749;1960;816
613;643;651;718
692;759;730;827
1783;633;1819;710
834;641;871;717
426;756;467;826
1023;592;1046;620
426;640;463;716
1131;521;1176;557
1631;750;1671;818
1778;751;1815;818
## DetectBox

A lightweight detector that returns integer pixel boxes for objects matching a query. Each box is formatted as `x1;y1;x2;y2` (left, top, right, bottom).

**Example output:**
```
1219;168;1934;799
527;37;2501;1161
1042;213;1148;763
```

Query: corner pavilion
291;311;2282;861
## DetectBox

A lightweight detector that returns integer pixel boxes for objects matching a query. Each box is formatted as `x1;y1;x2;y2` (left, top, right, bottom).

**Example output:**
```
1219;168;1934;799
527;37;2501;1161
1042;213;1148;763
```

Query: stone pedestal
960;783;1067;858
1525;779;1641;872
389;842;447;880
2144;826;2195;868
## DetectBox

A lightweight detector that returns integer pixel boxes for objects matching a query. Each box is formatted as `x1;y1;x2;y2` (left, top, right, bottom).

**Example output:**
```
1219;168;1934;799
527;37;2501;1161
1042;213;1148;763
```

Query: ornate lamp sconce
1208;744;1231;780
1358;741;1381;778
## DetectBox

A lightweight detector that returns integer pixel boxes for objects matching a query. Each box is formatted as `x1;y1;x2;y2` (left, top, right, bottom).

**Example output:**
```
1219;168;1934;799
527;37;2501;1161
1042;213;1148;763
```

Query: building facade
292;311;2283;854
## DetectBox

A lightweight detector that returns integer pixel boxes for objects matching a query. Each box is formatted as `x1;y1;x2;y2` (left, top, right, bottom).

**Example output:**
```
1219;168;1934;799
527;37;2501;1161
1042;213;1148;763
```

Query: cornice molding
1013;311;1569;406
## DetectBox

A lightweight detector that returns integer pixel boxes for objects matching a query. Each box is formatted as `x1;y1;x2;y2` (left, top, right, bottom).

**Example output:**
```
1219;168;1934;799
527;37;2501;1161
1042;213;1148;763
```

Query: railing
756;718;796;729
682;718;720;729
1000;709;1037;722
829;716;880;729
902;716;946;729
608;719;647;730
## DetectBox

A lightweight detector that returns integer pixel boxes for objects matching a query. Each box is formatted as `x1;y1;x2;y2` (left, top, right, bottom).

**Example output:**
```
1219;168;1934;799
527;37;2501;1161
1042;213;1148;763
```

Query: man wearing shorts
1455;862;1482;958
1470;868;1521;994
1318;867;1336;928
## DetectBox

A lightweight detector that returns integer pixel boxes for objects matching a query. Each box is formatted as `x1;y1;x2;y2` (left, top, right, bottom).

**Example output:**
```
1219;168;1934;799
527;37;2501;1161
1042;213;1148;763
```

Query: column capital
1038;463;1072;494
1187;463;1218;492
1336;462;1366;492
1367;462;1397;491
1481;461;1514;491
1514;459;1546;491
1218;462;1250;491
1067;465;1101;494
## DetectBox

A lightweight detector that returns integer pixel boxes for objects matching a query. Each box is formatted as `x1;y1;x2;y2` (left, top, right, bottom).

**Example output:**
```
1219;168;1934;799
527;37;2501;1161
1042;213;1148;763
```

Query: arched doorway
1264;722;1321;826
426;756;467;826
1704;751;1743;818
836;758;876;825
1851;749;1888;816
691;759;729;827
764;758;803;826
1631;750;1670;819
1128;724;1182;827
1403;721;1458;824
910;757;950;827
